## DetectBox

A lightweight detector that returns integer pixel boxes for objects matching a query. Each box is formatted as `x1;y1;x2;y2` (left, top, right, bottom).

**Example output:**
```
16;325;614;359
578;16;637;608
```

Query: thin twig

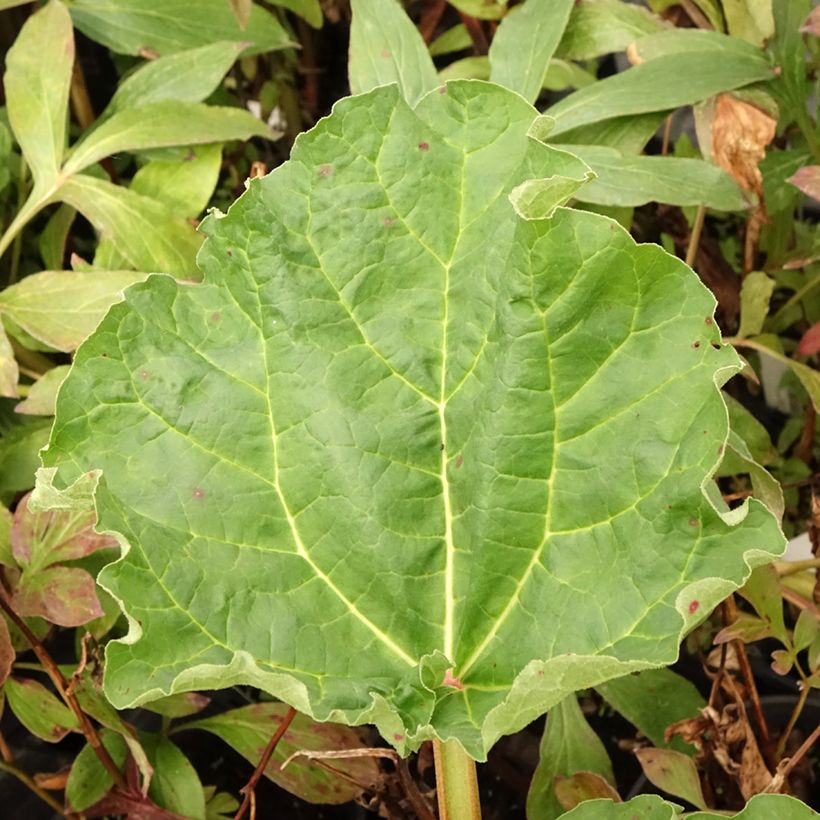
420;0;447;43
685;204;706;268
776;683;811;760
775;723;820;782
0;591;126;789
723;597;773;762
661;115;673;156
0;761;68;817
233;706;297;820
458;13;489;54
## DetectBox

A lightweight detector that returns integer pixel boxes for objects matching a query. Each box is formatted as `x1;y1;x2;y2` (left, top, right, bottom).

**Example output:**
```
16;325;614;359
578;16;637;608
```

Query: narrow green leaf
556;0;667;61
131;144;222;219
723;0;774;47
0;417;52;506
546;51;774;136
0;323;18;398
42;82;784;760
551;113;666;154
15;365;70;416
4;0;73;191
0;270;150;352
543;59;597;92
38;204;76;270
178;704;379;804
4;677;79;742
108;42;244;112
141;734;206;820
349;0;438;105
439;56;490;82
631;28;768;62
271;0;322;28
567;146;747;209
66;730;128;812
596;669;705;755
429;24;472;57
64;101;271;176
635;748;707;810
738;272;776;338
489;0;575;104
58;175;201;277
527;695;615;819
68;0;294;56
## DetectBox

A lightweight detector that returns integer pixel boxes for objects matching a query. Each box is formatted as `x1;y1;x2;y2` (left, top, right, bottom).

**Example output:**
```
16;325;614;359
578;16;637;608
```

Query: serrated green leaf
141;733;206;819
4;676;79;742
4;0;73;192
66;730;128;812
107;42;244;113
15;365;70;416
526;695;614;819
349;0;438;105
596;668;704;755
58;175;201;277
42;81;784;760
546;50;774;136
0;270;150;352
561;793;818;819
67;0;294;57
488;0;575;104
64;101;271;176
131;144;222;219
177;703;379;804
556;0;667;61
566;146;747;210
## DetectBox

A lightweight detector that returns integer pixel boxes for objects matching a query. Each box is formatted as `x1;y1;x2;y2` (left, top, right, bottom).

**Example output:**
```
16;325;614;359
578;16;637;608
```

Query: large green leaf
561;794;817;819
3;0;73;193
66;0;294;56
488;0;575;105
546;50;774;136
41;81;783;760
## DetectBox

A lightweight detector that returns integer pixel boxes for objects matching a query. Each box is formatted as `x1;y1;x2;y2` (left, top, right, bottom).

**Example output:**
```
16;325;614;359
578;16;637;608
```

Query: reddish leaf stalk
233;705;297;820
0;591;125;789
776;723;820;783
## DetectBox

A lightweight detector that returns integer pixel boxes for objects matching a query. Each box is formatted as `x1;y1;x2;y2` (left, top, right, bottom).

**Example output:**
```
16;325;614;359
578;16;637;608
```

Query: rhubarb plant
39;71;785;771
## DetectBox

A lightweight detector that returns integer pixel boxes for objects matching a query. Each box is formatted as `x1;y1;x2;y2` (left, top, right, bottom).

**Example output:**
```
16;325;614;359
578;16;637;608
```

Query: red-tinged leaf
0;615;14;685
12;565;103;627
714;614;772;645
801;6;820;35
797;323;820;357
554;771;621;811
11;491;116;569
770;649;794;676
788;166;820;202
4;677;79;743
176;703;380;804
634;747;707;809
141;692;211;718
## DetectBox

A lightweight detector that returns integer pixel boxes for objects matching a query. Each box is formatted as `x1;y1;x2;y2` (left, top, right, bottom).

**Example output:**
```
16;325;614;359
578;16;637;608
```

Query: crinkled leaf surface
42;81;783;759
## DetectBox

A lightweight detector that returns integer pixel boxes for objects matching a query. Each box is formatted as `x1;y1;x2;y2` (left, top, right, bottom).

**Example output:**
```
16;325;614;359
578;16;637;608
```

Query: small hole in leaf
711;342;721;350
692;341;700;349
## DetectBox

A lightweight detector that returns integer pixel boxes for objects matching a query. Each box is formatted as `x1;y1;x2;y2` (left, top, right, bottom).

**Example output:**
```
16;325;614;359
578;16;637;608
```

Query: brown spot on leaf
418;141;430;152
211;311;221;323
688;600;700;614
692;341;700;349
705;317;714;325
318;164;333;177
226;249;233;257
193;488;205;500
455;455;464;469
383;217;394;227
442;668;463;690
139;370;149;381
437;85;446;94
381;48;391;58
689;517;699;527
393;733;404;742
